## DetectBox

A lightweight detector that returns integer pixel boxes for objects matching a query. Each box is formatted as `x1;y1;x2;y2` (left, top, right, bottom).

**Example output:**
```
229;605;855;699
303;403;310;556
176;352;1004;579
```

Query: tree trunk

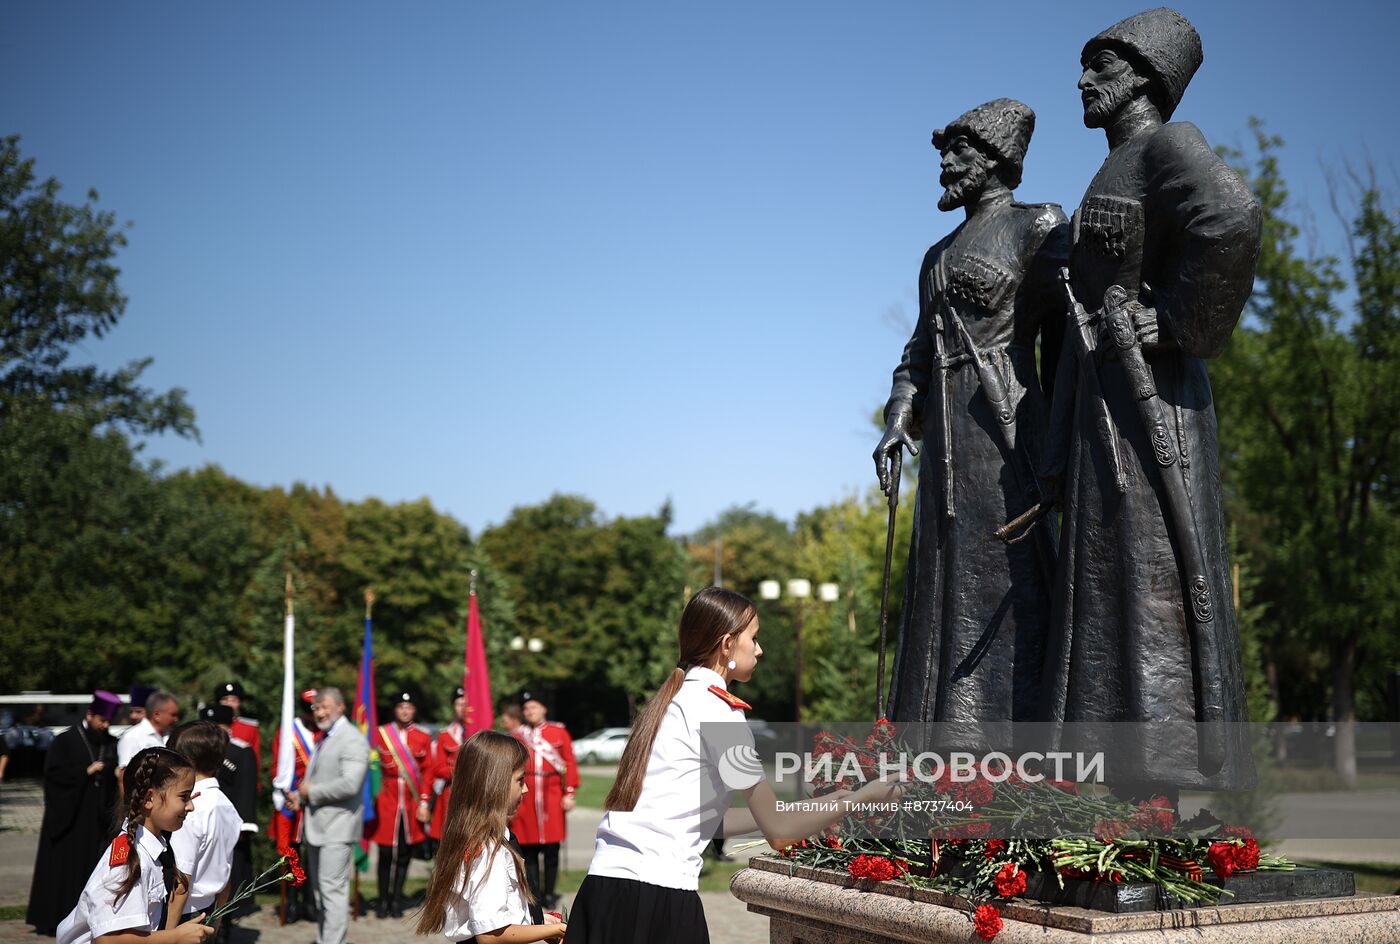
1265;654;1286;762
1332;633;1358;788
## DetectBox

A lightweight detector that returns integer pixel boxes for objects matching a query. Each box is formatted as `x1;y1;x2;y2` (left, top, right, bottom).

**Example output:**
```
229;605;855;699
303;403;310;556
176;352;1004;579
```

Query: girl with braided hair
56;747;215;944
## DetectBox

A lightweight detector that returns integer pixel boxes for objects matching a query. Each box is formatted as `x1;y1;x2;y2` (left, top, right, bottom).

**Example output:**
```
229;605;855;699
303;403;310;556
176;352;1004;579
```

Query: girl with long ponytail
56;746;215;944
566;587;902;944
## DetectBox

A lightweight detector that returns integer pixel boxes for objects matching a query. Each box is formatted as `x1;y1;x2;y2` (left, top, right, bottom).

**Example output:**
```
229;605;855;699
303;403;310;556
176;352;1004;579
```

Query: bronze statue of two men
874;7;1261;790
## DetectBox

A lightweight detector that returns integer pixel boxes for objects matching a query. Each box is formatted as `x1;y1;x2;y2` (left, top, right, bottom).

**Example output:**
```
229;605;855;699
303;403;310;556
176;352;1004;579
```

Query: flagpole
279;573;294;927
353;587;376;921
464;570;476;700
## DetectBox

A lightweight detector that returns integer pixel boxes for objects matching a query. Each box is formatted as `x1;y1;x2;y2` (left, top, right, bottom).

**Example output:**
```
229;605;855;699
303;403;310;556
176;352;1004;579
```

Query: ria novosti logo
718;747;1106;791
717;743;765;790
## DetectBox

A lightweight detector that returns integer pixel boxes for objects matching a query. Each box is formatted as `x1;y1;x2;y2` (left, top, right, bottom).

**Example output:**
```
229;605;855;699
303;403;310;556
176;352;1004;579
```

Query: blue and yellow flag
353;594;381;869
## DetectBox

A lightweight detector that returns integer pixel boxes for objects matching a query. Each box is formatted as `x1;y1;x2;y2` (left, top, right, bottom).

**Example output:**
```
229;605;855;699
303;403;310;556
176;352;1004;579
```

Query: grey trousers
307;842;353;944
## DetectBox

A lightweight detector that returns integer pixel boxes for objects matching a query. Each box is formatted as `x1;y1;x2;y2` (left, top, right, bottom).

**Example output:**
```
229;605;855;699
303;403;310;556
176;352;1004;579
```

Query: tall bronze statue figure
1040;8;1261;788
875;99;1068;723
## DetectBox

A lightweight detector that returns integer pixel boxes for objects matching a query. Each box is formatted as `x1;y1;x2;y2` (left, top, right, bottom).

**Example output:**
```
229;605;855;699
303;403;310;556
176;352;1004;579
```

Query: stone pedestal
731;857;1400;943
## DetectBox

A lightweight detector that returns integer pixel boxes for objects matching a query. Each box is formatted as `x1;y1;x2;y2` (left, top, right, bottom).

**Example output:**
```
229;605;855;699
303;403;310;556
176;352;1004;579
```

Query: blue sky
4;1;1396;537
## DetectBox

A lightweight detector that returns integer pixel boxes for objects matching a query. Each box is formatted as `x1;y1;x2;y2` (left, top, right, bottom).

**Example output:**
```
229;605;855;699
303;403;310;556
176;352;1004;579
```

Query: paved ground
0;780;769;944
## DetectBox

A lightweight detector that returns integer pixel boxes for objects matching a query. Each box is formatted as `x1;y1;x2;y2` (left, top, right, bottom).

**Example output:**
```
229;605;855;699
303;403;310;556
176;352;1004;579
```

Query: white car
573;727;631;764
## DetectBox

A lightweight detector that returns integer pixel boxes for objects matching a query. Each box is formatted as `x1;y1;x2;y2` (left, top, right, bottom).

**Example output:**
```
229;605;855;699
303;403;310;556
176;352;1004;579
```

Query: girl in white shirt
414;731;567;944
566;587;902;944
57;746;215;944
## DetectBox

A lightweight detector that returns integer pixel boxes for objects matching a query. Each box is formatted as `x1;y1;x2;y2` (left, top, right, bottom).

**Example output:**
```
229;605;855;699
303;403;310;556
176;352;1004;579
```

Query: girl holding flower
56;747;216;944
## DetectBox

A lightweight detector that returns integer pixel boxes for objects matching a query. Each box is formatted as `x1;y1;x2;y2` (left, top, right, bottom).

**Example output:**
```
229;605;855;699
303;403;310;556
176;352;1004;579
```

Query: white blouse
171;778;243;913
439;828;533;940
589;666;761;890
57;825;168;944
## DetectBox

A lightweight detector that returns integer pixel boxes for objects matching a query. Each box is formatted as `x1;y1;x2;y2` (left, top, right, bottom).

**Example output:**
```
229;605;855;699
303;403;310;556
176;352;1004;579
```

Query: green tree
0;136;198;690
795;489;913;722
686;505;798;718
480;494;685;730
0;136;193;435
1214;123;1400;784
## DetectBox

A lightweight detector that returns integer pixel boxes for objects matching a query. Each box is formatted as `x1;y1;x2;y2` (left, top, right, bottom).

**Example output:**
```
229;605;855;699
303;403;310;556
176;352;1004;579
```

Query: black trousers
518;842;560;900
376;819;414;904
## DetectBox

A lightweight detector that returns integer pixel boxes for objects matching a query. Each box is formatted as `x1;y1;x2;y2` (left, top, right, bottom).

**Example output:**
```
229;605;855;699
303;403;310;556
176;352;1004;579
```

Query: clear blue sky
4;1;1396;537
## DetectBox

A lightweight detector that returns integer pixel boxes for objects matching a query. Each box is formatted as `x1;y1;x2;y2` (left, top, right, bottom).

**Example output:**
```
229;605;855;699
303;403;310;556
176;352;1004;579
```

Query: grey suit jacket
302;715;369;846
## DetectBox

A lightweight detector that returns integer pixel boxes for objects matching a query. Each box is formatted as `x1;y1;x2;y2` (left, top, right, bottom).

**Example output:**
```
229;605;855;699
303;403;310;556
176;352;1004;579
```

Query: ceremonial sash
380;724;424;798
525;724;568;776
278;720;320;821
292;720;316;777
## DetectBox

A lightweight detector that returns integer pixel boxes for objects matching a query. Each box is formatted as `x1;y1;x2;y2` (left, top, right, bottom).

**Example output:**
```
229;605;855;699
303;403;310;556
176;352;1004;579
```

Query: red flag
463;590;494;736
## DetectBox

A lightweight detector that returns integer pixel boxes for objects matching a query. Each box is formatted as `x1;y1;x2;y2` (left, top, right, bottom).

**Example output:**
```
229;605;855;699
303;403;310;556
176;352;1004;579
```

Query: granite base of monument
1022;864;1355;913
733;857;1400;943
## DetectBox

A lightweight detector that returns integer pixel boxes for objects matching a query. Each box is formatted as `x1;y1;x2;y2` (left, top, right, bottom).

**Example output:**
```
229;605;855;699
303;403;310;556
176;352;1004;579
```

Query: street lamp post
760;578;839;723
509;635;547;684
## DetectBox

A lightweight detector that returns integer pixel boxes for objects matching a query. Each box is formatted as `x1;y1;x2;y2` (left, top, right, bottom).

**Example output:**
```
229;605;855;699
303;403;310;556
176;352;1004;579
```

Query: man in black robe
25;691;122;936
1040;7;1261;790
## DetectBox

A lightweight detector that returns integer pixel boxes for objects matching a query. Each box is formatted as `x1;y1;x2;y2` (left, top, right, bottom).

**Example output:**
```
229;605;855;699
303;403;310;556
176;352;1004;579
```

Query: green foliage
795;490;912;721
0;136;193;436
479;493;686;729
687;505;798;717
0;135;198;691
1213;121;1400;742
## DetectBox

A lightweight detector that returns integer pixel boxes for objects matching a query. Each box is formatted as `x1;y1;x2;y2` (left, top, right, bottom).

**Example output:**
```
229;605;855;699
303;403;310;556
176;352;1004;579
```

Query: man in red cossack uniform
509;690;578;910
429;686;469;842
372;690;432;918
214;681;262;773
269;689;320;923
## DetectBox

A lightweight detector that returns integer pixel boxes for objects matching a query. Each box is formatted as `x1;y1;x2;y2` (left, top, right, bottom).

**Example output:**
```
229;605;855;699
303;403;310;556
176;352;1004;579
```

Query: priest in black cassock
25;691;122;936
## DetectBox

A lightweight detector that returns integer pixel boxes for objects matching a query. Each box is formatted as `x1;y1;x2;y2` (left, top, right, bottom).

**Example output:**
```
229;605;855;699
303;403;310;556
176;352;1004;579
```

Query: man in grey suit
289;687;368;944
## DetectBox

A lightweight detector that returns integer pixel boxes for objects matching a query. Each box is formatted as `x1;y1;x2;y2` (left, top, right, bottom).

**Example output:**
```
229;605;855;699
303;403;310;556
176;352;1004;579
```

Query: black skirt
563;875;708;944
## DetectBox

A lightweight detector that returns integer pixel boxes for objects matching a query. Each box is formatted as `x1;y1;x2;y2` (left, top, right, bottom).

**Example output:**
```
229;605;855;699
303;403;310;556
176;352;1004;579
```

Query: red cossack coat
428;722;465;840
508;721;579;845
231;716;261;777
371;723;433;847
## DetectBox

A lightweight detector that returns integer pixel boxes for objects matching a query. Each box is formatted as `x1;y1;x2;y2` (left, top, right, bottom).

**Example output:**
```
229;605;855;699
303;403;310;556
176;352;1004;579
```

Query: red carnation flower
1234;838;1261;871
1222;824;1254;841
1093;819;1129;843
1048;779;1079;794
993;862;1027;898
290;865;306;887
1129;796;1174;835
964;778;994;806
973;903;1003;940
847;854;905;882
984;839;1008;860
1207;842;1236;879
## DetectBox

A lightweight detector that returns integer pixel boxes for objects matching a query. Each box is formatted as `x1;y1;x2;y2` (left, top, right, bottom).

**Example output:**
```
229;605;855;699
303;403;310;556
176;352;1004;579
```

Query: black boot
391;853;412;917
376;846;392;918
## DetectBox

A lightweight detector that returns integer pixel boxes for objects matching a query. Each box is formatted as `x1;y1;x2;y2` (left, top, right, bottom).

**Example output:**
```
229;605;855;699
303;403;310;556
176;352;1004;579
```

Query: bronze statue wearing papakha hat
932;98;1034;189
1082;6;1202;121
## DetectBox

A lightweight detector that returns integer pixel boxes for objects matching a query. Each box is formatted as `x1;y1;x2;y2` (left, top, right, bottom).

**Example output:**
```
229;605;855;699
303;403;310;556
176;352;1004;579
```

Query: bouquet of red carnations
201;842;307;926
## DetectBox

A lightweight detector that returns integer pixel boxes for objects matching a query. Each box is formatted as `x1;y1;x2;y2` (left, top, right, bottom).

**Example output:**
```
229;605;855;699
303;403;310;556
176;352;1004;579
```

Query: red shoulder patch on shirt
708;685;752;712
109;834;131;867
